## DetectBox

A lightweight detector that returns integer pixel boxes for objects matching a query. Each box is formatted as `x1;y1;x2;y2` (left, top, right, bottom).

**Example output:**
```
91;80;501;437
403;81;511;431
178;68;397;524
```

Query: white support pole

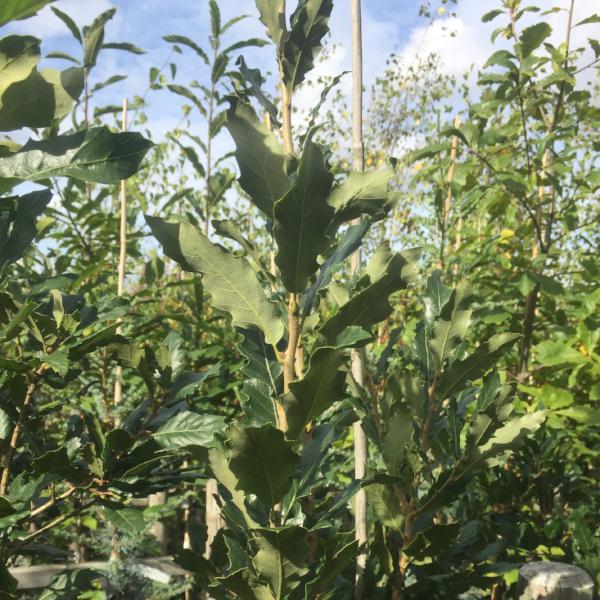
350;0;367;596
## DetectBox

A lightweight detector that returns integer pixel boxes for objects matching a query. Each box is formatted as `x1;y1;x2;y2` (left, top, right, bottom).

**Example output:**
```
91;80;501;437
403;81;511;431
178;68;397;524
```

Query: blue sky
6;0;469;141
6;0;599;149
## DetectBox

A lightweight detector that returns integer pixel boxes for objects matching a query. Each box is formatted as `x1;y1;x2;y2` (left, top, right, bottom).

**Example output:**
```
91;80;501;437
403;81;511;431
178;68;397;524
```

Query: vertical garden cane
109;98;129;562
350;0;368;595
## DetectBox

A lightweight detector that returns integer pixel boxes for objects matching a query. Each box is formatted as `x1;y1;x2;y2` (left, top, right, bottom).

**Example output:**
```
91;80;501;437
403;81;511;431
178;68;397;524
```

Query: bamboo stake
113;98;128;418
439;114;461;271
277;0;296;433
350;0;368;595
109;99;128;562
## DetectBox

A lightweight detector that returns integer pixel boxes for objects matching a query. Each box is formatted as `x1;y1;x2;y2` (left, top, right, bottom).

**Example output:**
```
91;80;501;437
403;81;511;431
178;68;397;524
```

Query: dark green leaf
0;190;51;269
0;127;152;184
0;0;55;27
235;56;280;127
328;168;395;225
519;22;551;58
274;140;334;292
104;507;145;535
146;218;284;345
282;346;346;439
284;0;333;90
255;0;286;45
319;247;420;344
437;333;521;400
228;424;299;506
50;6;82;43
226;97;289;216
301;219;369;319
253;526;309;596
163;35;209;63
102;42;145;54
482;9;503;23
153;411;226;449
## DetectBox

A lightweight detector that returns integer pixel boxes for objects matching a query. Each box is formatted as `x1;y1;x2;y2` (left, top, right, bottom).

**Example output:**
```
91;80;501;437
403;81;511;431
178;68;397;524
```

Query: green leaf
223;38;268;55
575;14;600;26
482;9;503;23
45;51;79;63
255;0;286;45
328;169;395;226
301;219;369;319
0;1;55;27
153;411;226;449
0;127;152;184
366;483;404;530
282;347;346;439
381;407;414;478
32;447;78;479
424;270;452;321
102;42;145;54
319;247;420;344
50;7;82;43
235;56;280;128
463;411;546;472
172;138;206;176
555;406;600;425
146;218;284;345
163;35;209;63
167;85;206;115
44;348;69;376
40;66;84;121
535;339;587;366
519;22;551;58
208;443;260;529
226;97;289;216
0;36;41;95
0;558;16;596
0;68;55;131
429;285;472;366
83;8;116;68
209;0;221;36
304;539;358;599
410;142;449;161
104;507;145;535
0;190;51;269
253;526;309;597
437;333;520;400
228;424;299;506
237;327;281;427
284;0;333;90
274;140;334;292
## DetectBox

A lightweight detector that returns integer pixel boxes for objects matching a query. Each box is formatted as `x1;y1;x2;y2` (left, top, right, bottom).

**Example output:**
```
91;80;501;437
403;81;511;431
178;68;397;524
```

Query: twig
0;365;47;495
10;499;97;556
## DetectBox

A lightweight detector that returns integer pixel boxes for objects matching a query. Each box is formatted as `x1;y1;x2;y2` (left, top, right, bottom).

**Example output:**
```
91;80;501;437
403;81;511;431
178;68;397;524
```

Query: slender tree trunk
350;1;368;596
516;1;574;380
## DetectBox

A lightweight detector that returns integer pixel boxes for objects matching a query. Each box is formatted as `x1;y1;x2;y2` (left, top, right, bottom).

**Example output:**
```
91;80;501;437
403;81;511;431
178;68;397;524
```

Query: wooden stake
113;98;128;417
350;0;368;596
204;479;223;559
110;98;128;563
439;113;461;271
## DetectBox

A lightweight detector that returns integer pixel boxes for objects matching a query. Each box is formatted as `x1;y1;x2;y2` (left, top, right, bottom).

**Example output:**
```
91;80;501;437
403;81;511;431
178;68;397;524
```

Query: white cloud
398;0;600;79
8;0;115;38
